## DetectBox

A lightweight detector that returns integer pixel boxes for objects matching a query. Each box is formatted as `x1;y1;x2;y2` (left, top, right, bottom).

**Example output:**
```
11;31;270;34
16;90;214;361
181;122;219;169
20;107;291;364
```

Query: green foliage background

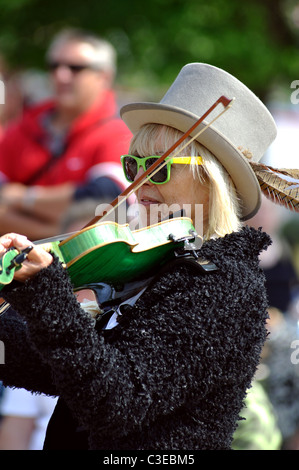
0;0;299;100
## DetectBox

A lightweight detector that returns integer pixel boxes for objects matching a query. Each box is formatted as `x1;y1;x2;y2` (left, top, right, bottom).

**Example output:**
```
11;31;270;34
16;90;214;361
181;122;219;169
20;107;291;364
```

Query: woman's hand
0;233;53;282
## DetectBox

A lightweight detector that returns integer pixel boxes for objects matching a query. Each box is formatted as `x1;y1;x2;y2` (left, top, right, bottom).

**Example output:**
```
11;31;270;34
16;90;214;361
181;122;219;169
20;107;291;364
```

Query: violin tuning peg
6;245;33;273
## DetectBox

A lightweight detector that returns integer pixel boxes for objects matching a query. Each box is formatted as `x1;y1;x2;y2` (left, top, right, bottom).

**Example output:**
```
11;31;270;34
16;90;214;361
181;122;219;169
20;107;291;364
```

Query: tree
0;0;298;100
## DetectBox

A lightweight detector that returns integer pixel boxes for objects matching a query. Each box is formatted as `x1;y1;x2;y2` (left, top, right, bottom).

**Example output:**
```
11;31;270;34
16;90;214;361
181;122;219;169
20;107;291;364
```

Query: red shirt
0;90;132;190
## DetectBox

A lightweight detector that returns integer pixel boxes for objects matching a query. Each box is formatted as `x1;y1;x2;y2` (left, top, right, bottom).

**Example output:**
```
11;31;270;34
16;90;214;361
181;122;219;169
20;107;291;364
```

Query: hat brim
121;102;261;221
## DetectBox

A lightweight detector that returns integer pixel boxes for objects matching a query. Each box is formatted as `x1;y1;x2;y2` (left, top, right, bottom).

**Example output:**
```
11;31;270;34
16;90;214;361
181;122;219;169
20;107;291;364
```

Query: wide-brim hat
120;63;278;220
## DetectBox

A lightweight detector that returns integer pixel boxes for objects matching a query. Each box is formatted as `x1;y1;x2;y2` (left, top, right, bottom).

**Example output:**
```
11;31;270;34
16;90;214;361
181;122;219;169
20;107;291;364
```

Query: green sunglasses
121;155;203;185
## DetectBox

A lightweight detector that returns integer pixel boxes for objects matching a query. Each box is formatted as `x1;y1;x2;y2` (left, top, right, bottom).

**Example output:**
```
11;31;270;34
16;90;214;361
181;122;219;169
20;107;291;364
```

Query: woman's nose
134;166;144;180
134;166;153;185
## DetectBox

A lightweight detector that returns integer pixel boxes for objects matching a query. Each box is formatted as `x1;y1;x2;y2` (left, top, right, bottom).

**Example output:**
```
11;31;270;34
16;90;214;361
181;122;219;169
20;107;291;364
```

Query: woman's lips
137;191;161;206
139;198;159;206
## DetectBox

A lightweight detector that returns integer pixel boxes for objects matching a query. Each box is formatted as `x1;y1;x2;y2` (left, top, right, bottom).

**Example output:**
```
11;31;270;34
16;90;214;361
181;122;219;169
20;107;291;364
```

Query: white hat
120;63;277;220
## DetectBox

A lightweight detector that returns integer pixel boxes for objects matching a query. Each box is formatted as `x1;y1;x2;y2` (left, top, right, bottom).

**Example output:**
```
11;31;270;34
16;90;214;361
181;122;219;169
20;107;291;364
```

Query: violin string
100;100;234;221
34;231;79;245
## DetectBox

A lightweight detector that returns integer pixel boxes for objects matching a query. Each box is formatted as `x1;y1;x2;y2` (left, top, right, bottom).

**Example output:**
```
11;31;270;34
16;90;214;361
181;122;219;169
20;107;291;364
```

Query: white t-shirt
0;387;57;450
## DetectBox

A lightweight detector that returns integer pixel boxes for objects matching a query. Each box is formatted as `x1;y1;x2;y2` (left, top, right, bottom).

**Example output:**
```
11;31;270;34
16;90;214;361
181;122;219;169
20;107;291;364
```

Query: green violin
0;216;199;291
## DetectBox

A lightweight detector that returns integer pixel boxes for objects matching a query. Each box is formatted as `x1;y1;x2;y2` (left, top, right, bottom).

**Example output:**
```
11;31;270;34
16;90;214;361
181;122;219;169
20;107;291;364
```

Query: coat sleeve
0;243;269;446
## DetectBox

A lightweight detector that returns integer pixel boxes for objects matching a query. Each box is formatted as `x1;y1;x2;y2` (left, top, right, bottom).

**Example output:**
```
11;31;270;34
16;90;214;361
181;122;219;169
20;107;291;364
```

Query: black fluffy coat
0;226;271;450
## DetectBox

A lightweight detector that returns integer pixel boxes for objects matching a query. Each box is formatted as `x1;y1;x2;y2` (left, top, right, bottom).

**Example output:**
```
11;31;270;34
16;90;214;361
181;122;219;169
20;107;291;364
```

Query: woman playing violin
0;63;278;450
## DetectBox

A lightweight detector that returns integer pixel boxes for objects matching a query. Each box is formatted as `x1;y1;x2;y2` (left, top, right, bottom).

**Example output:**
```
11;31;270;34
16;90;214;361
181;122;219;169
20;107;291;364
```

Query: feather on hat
250;162;299;213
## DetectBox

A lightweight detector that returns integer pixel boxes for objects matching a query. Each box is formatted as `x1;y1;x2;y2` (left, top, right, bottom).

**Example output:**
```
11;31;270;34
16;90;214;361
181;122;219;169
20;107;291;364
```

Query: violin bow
82;95;234;228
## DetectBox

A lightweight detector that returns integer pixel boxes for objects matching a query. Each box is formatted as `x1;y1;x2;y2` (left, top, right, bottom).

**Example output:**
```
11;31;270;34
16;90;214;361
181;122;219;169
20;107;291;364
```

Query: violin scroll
6;246;34;272
0;246;34;289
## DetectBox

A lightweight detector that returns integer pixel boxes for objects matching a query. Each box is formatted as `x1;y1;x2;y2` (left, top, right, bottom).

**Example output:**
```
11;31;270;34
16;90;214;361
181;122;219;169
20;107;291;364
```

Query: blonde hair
129;124;242;239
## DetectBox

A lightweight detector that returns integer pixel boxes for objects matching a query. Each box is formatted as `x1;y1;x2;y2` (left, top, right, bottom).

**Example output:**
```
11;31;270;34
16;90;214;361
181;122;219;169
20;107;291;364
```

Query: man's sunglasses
47;61;100;73
121;155;203;185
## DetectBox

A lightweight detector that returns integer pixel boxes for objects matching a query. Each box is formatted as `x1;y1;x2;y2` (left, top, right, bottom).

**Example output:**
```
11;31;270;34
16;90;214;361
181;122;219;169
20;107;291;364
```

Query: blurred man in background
0;28;132;239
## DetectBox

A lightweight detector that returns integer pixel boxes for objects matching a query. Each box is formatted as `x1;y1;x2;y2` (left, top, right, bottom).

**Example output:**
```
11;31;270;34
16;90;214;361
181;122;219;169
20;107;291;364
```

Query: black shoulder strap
156;252;218;277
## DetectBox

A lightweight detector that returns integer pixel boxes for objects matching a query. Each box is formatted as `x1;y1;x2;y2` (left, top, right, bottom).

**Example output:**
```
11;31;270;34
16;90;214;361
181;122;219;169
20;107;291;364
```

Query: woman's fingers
0;233;53;282
0;233;29;256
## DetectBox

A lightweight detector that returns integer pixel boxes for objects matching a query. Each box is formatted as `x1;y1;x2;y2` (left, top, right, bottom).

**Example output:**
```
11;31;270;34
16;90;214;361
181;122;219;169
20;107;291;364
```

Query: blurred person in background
0;66;52;135
0;387;57;450
0;74;24;133
262;306;299;450
0;54;24;137
232;378;282;450
248;197;299;449
0;28;132;240
248;196;299;315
